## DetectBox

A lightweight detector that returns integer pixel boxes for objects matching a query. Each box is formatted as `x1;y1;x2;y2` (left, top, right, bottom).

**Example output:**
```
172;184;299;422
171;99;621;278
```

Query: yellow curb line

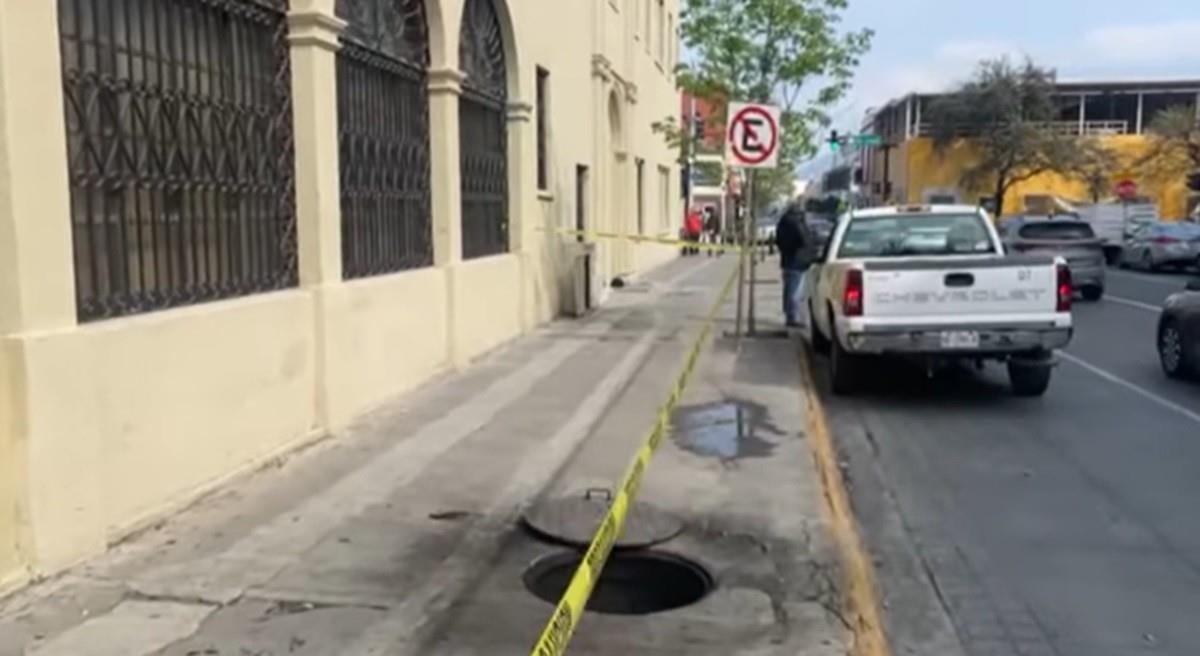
797;347;892;656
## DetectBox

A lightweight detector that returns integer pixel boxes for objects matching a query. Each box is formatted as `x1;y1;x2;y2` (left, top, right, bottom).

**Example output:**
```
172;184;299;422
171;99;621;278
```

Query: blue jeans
783;268;806;325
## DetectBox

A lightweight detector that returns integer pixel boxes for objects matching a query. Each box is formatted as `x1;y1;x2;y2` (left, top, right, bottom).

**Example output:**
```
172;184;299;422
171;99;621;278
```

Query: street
817;266;1200;656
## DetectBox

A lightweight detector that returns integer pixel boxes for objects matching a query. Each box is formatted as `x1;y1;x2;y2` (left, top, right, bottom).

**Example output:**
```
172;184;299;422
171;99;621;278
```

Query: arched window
458;0;508;259
58;0;296;321
336;0;432;278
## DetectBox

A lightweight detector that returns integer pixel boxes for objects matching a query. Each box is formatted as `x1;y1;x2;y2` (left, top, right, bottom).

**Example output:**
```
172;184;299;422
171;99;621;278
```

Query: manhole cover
521;489;684;549
523;551;713;615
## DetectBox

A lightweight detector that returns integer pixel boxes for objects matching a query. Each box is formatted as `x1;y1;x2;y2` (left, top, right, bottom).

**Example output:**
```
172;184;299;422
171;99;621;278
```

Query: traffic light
828;130;841;153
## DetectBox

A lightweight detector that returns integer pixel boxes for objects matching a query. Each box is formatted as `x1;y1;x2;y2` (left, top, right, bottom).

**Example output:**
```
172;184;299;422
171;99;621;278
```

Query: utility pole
685;95;697;214
746;170;757;336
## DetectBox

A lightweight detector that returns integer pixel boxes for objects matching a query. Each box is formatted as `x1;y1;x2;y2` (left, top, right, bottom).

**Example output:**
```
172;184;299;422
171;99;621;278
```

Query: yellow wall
0;340;29;594
901;136;1192;219
317;268;450;428
17;293;319;569
0;0;682;590
452;254;524;363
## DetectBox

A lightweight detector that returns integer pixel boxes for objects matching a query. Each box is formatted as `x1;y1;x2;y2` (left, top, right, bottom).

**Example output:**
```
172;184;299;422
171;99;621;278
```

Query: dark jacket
775;208;814;270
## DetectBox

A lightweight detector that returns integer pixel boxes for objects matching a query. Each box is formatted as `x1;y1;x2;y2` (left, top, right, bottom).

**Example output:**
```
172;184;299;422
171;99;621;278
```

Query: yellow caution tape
537;227;753;254
529;265;740;656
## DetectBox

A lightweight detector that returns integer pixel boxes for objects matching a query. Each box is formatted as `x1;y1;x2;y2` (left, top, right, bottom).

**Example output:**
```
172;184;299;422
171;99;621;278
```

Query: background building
860;79;1200;218
0;0;681;593
680;91;730;230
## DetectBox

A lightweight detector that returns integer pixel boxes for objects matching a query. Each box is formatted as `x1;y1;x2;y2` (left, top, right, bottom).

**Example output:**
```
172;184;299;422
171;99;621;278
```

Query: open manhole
523;551;713;615
521;489;684;549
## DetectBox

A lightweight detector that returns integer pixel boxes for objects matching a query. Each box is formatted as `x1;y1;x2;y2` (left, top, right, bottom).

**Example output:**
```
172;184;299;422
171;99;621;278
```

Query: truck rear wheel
1008;361;1052;397
809;302;831;354
1082;285;1104;301
830;334;861;396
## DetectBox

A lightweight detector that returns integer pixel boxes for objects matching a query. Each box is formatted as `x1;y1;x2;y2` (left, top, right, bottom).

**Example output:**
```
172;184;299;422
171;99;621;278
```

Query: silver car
1006;219;1106;300
1121;222;1200;272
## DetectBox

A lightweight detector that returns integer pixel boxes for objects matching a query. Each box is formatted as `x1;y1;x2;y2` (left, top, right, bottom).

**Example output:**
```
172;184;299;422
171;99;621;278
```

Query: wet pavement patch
523;551;713;615
671;400;781;461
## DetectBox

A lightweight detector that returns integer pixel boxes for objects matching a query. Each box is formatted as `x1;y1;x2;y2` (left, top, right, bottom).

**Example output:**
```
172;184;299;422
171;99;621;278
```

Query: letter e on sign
726;102;781;169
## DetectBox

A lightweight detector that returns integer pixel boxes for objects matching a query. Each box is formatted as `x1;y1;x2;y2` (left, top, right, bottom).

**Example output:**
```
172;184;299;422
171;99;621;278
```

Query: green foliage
663;0;872;211
1075;138;1122;202
926;58;1084;215
1138;105;1200;188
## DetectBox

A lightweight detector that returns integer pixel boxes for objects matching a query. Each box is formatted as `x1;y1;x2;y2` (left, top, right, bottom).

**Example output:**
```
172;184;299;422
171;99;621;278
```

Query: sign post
1115;178;1138;201
726;102;781;339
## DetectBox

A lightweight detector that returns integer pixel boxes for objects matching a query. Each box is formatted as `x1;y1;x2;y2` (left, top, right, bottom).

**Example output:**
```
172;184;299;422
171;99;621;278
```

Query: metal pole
734;181;746;340
686;96;696;212
747;170;757;336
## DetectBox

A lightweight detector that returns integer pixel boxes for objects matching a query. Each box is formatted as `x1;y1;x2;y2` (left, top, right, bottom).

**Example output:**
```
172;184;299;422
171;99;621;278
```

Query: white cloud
853;39;1025;113
1084;20;1200;64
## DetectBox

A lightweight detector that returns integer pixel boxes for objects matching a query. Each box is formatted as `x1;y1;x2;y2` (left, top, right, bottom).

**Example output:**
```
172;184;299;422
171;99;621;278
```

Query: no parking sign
725;102;781;169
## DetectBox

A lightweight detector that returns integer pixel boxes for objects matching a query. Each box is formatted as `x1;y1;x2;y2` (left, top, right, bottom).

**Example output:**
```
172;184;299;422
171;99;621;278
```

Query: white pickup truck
804;204;1074;397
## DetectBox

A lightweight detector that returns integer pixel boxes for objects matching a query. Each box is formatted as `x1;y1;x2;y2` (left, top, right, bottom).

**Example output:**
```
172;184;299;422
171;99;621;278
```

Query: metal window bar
536;67;549;191
459;91;508;259
58;0;295;322
335;0;432;278
459;0;508;260
915;120;1129;138
337;48;432;277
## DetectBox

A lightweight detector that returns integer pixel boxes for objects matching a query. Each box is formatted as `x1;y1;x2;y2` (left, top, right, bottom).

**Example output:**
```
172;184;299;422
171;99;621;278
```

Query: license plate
940;331;980;349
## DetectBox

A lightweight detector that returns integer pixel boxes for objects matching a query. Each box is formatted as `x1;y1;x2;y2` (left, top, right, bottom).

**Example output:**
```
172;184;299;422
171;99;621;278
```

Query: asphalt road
813;266;1200;656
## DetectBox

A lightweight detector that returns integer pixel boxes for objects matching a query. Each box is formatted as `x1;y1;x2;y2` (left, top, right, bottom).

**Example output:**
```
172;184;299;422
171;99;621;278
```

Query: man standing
702;206;722;257
774;203;813;327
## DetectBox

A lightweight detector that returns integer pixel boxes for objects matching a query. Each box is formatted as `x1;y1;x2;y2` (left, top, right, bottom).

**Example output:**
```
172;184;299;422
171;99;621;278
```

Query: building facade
680;91;729;229
860;79;1200;218
0;0;681;593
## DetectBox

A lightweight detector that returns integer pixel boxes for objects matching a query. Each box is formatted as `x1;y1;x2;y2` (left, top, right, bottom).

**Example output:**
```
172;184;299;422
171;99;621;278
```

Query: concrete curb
797;346;892;656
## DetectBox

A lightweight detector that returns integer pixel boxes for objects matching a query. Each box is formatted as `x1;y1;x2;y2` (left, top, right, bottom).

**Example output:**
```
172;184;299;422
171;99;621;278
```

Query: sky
801;0;1200;172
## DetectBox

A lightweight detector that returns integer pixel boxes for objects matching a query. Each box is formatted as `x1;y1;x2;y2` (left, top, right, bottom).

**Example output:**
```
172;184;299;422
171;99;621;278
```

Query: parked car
1005;219;1106;301
1158;278;1200;379
804;204;1073;397
1120;222;1200;271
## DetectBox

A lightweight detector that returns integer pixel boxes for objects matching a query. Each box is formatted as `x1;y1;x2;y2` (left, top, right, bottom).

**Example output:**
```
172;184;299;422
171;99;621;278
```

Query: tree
658;0;873;214
925;58;1083;216
1076;139;1122;203
1138;105;1200;192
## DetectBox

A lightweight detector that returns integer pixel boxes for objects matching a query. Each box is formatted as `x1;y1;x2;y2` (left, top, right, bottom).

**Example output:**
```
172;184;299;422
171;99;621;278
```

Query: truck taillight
1056;263;1072;312
843;270;864;317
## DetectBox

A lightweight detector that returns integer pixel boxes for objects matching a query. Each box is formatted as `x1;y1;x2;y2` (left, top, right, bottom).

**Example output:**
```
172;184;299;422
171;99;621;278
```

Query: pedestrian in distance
775;203;815;328
702;207;722;257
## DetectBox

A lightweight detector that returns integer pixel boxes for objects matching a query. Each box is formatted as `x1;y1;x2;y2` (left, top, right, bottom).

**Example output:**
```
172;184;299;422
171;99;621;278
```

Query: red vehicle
682;209;703;255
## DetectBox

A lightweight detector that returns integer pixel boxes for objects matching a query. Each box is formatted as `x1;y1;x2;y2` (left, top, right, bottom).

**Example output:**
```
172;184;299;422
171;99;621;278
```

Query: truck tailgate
862;255;1058;319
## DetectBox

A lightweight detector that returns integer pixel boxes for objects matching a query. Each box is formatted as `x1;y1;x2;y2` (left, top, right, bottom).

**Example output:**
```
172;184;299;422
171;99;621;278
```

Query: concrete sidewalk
0;256;846;656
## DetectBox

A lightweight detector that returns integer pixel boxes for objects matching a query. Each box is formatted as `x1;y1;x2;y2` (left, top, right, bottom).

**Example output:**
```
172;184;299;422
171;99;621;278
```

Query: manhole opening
523;551;713;615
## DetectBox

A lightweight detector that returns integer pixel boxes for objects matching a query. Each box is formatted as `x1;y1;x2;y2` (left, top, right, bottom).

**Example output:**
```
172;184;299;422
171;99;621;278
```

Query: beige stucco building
0;0;681;594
